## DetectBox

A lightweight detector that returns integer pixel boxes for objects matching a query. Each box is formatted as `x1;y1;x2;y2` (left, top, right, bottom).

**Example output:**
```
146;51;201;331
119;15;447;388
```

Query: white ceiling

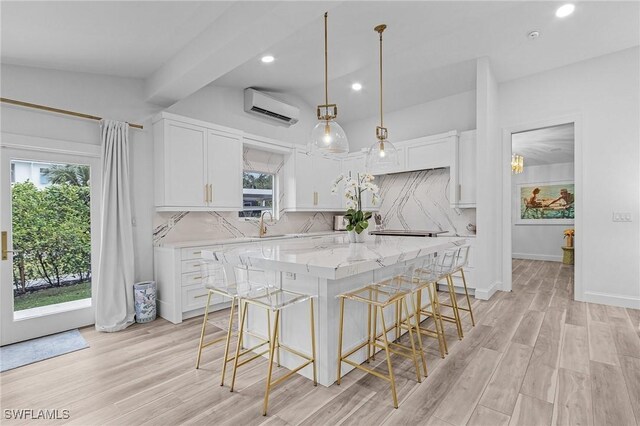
0;1;233;78
2;1;639;122
512;123;574;166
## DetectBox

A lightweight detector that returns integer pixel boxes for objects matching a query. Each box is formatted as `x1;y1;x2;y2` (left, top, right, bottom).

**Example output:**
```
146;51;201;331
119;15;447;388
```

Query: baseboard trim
512;253;563;262
583;291;640;309
475;281;501;300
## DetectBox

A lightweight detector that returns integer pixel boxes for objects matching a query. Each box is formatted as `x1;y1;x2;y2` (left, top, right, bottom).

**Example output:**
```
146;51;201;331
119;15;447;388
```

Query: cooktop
369;230;447;237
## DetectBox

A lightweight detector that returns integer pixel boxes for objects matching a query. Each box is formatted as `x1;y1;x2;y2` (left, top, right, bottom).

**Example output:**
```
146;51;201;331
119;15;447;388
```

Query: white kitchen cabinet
206;130;242;209
403;132;458;173
154;243;227;324
455;130;477;208
153;113;242;211
283;148;344;211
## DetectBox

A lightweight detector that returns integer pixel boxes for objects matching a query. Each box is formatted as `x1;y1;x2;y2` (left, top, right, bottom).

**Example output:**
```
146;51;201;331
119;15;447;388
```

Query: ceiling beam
145;2;341;106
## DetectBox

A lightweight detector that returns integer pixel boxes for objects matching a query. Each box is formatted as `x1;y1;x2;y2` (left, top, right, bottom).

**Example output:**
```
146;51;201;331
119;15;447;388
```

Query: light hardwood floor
1;259;639;425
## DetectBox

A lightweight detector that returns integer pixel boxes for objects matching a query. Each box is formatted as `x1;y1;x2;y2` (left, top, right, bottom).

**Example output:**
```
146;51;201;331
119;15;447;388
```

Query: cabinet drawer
182;284;209;312
181;259;203;274
181;245;222;261
181;272;203;287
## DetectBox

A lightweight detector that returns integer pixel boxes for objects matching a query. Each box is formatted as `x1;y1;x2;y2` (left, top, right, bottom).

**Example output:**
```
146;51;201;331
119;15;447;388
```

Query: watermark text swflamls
4;409;70;420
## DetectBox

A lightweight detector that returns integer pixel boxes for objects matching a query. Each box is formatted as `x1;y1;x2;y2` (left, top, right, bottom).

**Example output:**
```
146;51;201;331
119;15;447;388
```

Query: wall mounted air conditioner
243;88;300;126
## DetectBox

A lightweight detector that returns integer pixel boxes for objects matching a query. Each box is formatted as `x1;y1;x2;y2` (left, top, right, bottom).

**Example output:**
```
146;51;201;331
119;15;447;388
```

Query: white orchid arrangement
331;173;380;234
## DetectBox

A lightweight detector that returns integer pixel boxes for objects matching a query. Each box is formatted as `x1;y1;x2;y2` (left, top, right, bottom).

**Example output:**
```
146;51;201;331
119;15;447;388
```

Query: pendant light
365;24;399;173
511;153;524;174
311;12;348;155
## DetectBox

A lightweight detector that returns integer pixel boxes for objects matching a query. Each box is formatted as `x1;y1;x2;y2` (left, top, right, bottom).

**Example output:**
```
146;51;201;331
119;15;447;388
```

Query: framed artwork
516;181;575;225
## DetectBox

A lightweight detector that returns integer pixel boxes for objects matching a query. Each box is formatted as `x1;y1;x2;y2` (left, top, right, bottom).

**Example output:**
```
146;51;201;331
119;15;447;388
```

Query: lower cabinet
154;243;229;324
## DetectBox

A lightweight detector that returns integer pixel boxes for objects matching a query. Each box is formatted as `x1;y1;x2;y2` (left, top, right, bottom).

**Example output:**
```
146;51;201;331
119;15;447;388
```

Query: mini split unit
243;88;300;126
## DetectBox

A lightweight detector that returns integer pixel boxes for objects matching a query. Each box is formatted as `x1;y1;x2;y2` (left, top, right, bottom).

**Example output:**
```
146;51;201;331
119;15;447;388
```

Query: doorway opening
510;123;575;296
11;160;93;319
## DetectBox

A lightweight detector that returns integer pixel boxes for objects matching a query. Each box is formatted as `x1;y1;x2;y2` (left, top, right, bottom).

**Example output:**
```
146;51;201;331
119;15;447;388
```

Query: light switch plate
612;212;632;222
285;272;296;280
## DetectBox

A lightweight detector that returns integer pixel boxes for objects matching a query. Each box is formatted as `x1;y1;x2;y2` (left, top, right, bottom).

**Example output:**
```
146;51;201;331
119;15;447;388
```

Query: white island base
210;234;466;387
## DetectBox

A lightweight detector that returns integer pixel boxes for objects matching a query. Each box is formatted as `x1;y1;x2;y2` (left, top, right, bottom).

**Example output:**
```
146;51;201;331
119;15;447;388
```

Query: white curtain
96;120;135;332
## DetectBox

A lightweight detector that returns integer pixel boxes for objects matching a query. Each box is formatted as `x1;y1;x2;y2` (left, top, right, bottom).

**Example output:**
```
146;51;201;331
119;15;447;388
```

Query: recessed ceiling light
556;4;575;18
261;55;275;63
351;83;362;91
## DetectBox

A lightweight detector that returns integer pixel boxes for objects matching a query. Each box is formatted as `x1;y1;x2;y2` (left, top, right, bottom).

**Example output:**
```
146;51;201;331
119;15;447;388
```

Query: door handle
1;231;17;260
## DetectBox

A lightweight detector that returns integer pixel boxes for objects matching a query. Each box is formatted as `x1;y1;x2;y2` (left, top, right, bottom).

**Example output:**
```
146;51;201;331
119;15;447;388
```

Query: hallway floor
1;260;638;425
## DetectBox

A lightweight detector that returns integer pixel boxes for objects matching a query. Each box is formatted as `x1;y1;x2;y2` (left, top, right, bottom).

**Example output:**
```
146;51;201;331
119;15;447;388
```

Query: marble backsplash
153;211;334;245
376;168;476;235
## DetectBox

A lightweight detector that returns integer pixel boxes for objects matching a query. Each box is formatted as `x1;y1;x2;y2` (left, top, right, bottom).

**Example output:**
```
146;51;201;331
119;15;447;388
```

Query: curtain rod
0;97;144;130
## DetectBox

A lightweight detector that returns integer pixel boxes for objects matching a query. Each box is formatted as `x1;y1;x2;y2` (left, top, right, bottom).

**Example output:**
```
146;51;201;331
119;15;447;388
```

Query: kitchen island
205;233;466;386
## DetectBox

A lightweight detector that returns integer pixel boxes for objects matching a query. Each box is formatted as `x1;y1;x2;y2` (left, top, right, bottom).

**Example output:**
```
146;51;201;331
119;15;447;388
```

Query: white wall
167;85;315;145
1;64;160;283
499;47;640;308
342;90;476;151
512;163;575;261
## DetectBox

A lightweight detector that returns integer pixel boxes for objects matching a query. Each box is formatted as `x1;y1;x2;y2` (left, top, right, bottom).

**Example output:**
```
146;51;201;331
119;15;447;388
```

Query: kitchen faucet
259;210;273;237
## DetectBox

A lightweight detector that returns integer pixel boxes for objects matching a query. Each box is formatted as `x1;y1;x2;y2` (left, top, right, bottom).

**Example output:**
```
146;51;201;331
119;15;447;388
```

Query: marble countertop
158;231;344;249
207;234;467;280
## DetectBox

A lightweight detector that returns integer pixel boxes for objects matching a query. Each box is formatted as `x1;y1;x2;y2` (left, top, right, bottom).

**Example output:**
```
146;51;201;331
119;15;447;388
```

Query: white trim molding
501;113;583;302
583;291;640;310
475;281;502;300
512;253;563;262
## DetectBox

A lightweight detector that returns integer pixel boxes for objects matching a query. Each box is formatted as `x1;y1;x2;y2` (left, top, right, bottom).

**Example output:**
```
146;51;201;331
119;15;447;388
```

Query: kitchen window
239;171;276;219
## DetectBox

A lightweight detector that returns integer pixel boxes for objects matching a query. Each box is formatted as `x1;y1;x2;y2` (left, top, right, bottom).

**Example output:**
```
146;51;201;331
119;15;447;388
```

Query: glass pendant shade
311;119;349;155
366;140;399;174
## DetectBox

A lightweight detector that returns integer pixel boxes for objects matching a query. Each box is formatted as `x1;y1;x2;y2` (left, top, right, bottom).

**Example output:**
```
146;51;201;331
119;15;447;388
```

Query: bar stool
397;254;449;359
337;264;425;409
414;249;464;348
229;265;317;416
438;245;475;327
195;251;246;388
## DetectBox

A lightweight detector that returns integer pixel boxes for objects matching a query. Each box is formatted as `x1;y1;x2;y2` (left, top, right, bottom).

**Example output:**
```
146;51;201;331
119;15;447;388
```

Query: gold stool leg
402;298;422;383
428;282;448;357
220;296;236;386
371;289;378;361
337;297;345;385
446;275;464;340
378;305;399;408
409;294;428;377
367;288;372;363
461;269;475;326
310;298;317;386
195;290;213;369
230;300;248;392
395;300;401;342
263;309;280;416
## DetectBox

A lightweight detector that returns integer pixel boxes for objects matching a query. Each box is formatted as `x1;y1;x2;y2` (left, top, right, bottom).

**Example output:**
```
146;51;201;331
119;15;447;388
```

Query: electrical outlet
168;218;175;228
612;212;632;222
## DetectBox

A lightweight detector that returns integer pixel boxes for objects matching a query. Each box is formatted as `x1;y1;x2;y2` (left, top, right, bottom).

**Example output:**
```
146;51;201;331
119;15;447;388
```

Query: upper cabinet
153;113;242;211
367;130;476;208
282;148;343;212
456;130;476;208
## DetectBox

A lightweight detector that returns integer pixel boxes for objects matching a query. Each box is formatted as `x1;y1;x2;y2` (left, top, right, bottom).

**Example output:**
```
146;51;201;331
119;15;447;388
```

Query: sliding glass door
1;142;101;346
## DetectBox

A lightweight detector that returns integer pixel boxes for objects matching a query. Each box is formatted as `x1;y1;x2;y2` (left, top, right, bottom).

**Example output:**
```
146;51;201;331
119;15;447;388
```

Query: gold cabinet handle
208;184;213;204
204;184;208;203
